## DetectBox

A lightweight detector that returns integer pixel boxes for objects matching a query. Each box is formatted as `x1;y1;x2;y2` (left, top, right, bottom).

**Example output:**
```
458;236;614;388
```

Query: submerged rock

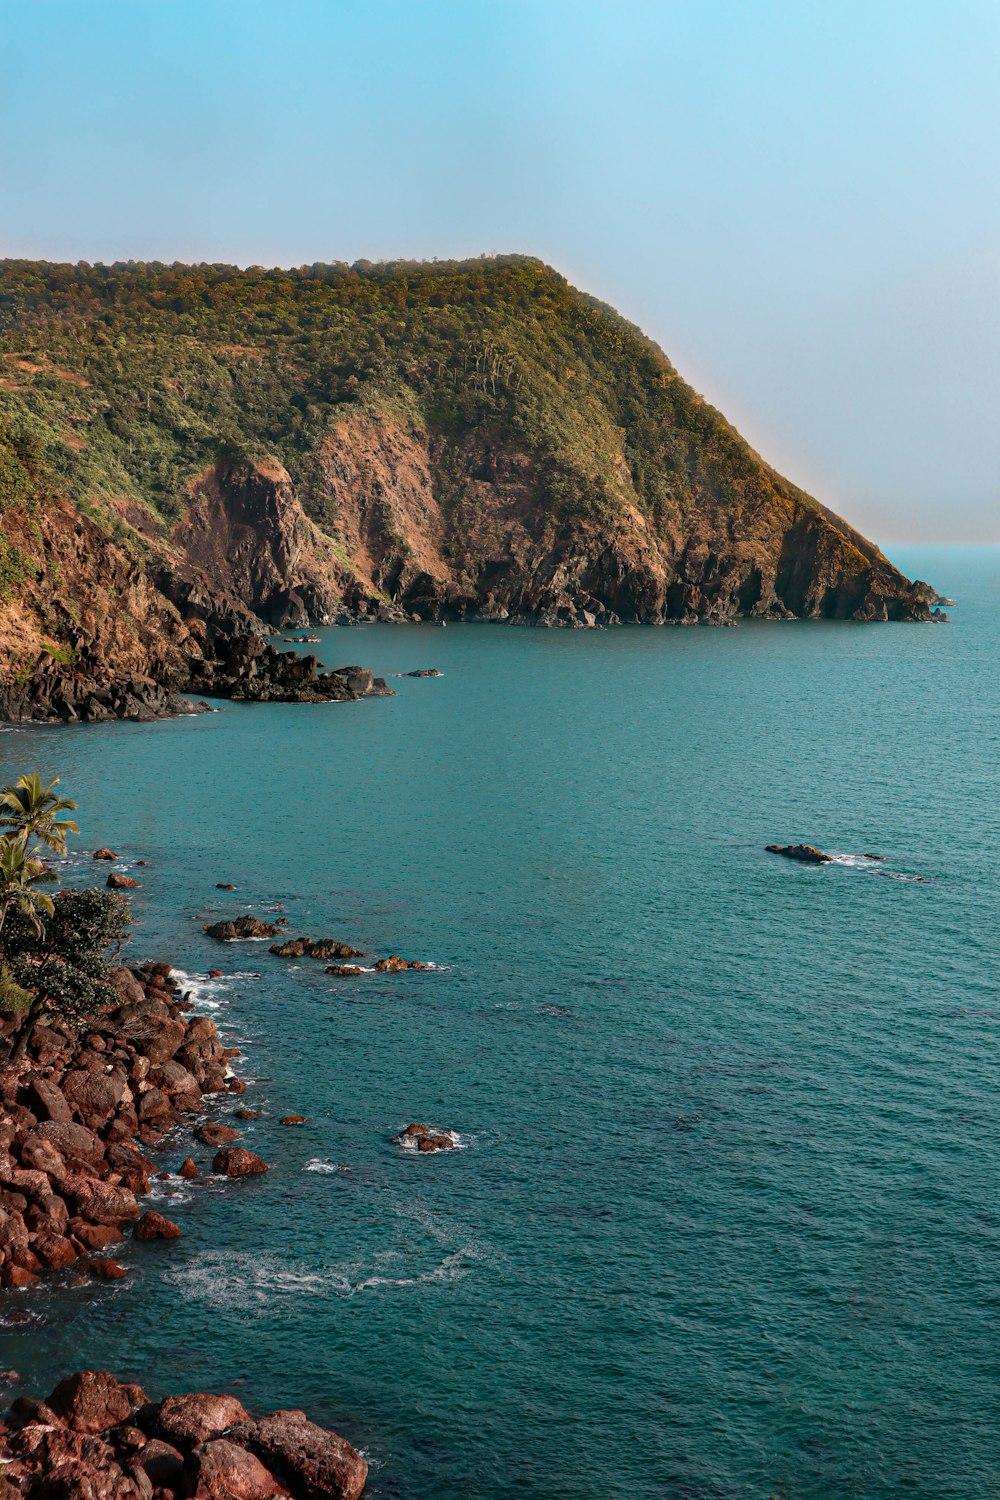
405;668;442;677
765;844;832;865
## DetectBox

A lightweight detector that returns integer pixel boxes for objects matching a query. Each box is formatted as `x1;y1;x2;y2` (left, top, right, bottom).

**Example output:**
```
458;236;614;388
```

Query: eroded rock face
228;1409;368;1500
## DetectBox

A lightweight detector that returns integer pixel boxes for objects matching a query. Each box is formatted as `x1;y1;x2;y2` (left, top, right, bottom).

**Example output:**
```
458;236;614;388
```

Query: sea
0;544;996;1500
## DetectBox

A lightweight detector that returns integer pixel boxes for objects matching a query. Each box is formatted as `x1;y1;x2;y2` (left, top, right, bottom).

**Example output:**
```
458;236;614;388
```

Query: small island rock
213;1146;269;1177
765;844;832;865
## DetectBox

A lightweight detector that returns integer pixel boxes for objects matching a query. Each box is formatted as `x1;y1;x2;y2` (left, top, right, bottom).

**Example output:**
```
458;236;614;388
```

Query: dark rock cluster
183;636;393;705
0;1369;367;1498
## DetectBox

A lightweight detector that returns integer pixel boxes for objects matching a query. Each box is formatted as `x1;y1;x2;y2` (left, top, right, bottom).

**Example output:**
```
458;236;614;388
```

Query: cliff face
0;256;941;716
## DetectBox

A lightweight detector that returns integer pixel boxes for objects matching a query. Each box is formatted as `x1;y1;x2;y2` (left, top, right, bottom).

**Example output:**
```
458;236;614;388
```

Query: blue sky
2;0;998;542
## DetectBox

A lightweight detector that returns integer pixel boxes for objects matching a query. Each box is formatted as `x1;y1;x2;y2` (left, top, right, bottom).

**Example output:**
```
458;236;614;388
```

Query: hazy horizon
3;0;999;545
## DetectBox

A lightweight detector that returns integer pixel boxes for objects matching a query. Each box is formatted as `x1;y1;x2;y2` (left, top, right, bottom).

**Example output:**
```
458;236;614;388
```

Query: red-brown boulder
134;1211;182;1241
228;1410;368;1500
182;1438;287;1498
150;1392;251;1450
212;1148;269;1178
45;1370;146;1433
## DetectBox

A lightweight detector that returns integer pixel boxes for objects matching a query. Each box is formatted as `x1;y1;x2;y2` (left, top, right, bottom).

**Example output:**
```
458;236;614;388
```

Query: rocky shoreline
0;938;369;1495
0;1369;367;1498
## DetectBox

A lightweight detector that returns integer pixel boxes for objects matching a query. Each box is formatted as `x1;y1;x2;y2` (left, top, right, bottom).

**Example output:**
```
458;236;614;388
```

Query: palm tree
0;835;56;939
0;773;78;855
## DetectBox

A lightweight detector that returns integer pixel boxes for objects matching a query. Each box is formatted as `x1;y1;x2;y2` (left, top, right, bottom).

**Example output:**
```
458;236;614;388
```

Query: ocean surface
1;544;997;1500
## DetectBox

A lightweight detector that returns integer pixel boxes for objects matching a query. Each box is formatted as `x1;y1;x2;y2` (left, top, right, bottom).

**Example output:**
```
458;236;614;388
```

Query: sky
2;0;998;544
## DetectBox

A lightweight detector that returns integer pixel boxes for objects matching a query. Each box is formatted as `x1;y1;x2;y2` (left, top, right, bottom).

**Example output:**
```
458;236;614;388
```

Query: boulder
93;848;118;861
177;1159;201;1180
279;1116;305;1127
195;1122;239;1147
325;966;362;978
140;1017;188;1065
228;1410;367;1500
204;917;278;942
71;1222;124;1253
31;1232;78;1269
212;1147;269;1178
149;1393;251;1451
181;1438;287;1499
765;843;832;864
134;1211;182;1241
62;1068;128;1126
45;1370;146;1434
37;1119;105;1162
374;955;429;972
108;873;140;889
138;1437;185;1488
64;1177;140;1226
86;1256;128;1280
26;1077;73;1123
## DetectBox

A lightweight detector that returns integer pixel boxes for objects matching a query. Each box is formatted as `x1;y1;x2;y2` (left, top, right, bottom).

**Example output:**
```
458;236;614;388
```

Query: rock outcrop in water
0;257;942;720
0;1370;368;1499
766;844;832;864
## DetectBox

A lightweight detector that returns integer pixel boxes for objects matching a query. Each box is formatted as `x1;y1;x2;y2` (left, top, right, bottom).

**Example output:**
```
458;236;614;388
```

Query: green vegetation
0;255;793;534
0;772;129;1058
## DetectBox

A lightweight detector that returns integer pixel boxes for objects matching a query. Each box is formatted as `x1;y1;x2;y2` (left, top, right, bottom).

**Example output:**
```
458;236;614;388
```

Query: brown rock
141;1016;188;1065
3;1264;38;1287
182;1438;287;1499
134;1211;182;1241
93;848;118;861
235;1110;262;1121
394;1122;458;1153
765;843;832;864
195;1122;239;1147
151;1392;251;1451
46;1369;145;1433
325;966;362;978
26;1077;73;1123
31;1232;78;1269
63;1177;140;1225
212;1147;269;1178
207;969;224;979
307;940;363;960
61;1068;128;1126
279;1116;305;1127
138;1437;185;1488
215;883;236;890
228;1410;367;1500
37;1119;105;1162
374;954;428;972
71;1222;124;1252
87;1258;129;1279
178;1158;201;1180
108;872;140;889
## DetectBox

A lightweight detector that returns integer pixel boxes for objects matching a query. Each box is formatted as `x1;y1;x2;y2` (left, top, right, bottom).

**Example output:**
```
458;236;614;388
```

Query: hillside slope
0;257;940;715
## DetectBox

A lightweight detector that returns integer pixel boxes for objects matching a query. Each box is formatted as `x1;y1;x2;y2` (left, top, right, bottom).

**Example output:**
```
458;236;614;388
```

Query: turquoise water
1;545;997;1500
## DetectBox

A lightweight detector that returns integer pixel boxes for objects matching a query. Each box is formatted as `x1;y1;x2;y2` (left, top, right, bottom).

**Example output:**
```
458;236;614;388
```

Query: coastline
0;923;369;1497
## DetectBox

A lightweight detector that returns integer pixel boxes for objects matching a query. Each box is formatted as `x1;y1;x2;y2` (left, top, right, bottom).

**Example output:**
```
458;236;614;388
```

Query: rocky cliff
0;256;941;717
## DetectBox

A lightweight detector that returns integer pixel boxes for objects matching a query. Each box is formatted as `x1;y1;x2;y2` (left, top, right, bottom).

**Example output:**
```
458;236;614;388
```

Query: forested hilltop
0;256;939;716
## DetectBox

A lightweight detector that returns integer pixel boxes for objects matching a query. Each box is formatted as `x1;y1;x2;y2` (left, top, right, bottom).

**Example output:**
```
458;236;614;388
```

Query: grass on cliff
0;255;791;537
